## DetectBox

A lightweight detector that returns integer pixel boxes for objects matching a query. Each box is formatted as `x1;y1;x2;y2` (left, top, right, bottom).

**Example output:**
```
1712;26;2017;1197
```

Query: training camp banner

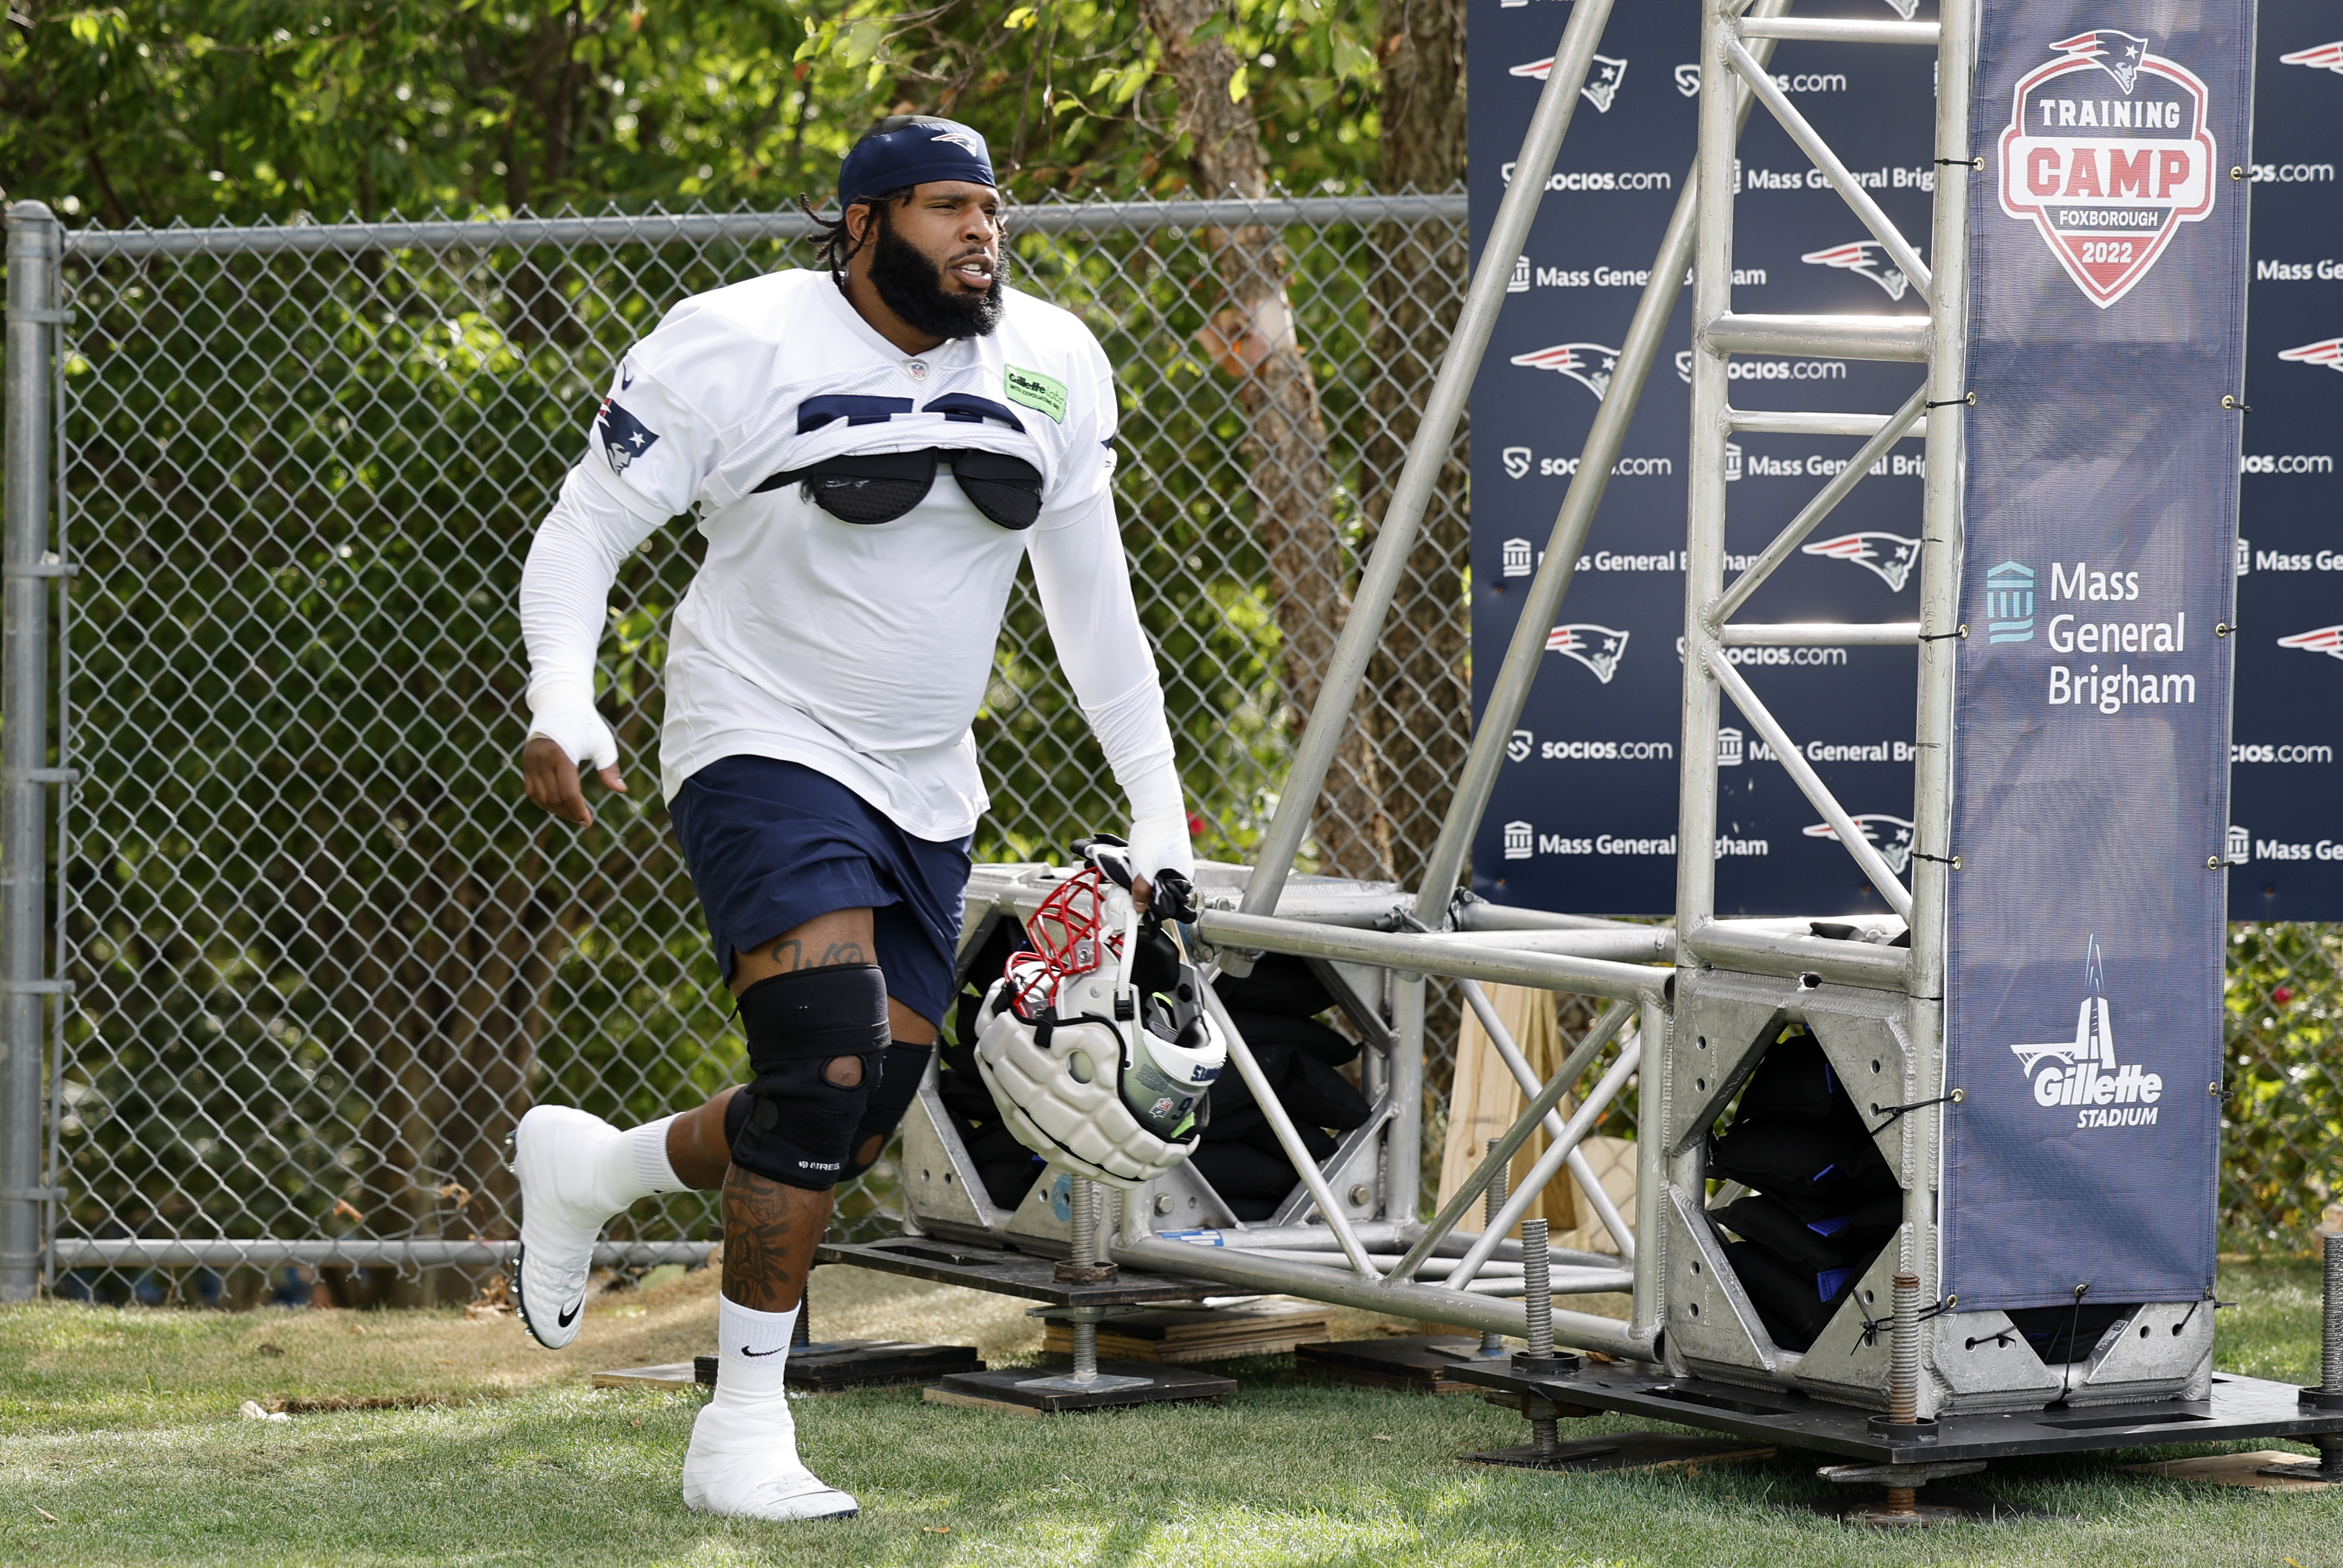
1468;0;2343;921
1940;0;2250;1310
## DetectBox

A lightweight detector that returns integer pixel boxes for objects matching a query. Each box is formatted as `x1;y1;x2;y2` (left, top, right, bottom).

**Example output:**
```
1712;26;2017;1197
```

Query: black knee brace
727;964;890;1191
842;1043;936;1180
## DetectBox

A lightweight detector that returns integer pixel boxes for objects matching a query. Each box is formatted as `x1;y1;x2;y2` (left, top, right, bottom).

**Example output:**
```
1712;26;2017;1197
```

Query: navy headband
838;118;997;211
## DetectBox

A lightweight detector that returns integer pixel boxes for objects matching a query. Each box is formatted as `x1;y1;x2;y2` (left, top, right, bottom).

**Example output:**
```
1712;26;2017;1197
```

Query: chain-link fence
4;191;2335;1306
29;193;1476;1305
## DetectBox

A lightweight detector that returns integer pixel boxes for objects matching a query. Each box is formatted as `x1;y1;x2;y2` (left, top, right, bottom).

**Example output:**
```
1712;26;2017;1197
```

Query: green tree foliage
1;0;1384;224
2222;924;2343;1241
9;3;1433;1301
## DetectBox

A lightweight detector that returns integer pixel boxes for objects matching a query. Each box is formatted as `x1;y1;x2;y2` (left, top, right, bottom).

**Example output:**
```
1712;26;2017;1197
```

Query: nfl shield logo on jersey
1996;28;2219;308
595;397;660;476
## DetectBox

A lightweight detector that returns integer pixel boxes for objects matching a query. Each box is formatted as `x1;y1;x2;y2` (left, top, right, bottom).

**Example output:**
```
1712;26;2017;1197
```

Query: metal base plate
1462;1432;1776;1473
816;1238;1225;1307
1293;1336;1493;1395
1443;1363;2343;1464
929;1360;1236;1413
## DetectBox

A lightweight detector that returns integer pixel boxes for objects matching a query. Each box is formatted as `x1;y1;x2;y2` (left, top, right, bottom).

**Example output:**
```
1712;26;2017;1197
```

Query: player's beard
869;207;1005;339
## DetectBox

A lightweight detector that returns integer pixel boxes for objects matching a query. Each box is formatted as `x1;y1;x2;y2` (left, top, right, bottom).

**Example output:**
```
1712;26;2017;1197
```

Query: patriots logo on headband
929;130;983;152
2050;29;2151;94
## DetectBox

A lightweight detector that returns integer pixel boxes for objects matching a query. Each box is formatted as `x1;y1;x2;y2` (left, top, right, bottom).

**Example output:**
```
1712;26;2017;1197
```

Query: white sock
597;1115;684;1213
714;1295;799;1411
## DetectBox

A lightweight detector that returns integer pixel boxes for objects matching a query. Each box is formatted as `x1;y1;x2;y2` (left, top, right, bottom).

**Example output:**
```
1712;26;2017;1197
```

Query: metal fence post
2;200;61;1302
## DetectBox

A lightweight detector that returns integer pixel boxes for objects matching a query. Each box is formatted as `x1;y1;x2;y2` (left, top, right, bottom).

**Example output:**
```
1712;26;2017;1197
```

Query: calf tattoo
721;1161;828;1312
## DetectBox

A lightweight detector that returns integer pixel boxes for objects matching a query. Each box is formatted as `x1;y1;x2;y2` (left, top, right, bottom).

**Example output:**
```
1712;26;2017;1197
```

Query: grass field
1;1256;2337;1567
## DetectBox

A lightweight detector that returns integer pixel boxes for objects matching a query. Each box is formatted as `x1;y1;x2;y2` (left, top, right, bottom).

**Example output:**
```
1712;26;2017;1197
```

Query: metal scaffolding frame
1006;0;1984;1376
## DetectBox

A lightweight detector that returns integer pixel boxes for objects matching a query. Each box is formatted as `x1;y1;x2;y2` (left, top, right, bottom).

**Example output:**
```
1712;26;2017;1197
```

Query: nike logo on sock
740;1345;785;1358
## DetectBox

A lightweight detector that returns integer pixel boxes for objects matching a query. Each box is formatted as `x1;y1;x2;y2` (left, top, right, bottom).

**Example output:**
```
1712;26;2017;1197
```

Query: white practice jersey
520;268;1176;843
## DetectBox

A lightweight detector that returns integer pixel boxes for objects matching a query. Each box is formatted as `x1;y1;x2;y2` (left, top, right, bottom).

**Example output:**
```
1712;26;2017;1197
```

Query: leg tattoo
721;1162;831;1313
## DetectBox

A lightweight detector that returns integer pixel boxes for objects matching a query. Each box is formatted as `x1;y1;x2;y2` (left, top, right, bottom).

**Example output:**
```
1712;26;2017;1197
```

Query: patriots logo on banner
1801;241;1912;302
1509;342;1621;401
2276;627;2343;661
1510;53;1629;114
1582;55;1629;112
1545;624;1629;684
1804;814;1916;875
2277;40;2343;76
2278;338;2343;372
595;397;660;475
1802;532;1921;592
1997;29;2217;308
2050;29;2151;94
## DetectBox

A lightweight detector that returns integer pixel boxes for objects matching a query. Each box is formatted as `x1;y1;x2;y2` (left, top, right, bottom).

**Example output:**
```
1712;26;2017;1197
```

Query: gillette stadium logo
2007;937;2164;1129
1512;53;1629;113
1802;241;1913;302
1803;815;1914;875
1803;532;1919;592
1545;624;1629;684
1998;29;2219;308
1511;342;1621;400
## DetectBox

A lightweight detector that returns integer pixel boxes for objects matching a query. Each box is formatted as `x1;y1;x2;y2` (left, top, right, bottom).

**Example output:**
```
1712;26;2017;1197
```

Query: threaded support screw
1888;1272;1922;1429
1480;1138;1509;1357
1524;1217;1554;1360
2321;1231;2341;1396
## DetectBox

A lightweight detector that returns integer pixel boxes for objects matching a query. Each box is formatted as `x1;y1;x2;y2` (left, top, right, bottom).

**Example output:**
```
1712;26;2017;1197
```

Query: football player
510;116;1190;1521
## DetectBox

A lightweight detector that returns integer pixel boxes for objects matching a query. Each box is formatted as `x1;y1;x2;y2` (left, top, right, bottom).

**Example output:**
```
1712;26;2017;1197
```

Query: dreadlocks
795;187;911;288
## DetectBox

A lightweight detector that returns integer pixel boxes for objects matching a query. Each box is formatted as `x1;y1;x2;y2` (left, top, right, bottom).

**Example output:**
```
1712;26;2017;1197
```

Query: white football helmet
972;856;1225;1188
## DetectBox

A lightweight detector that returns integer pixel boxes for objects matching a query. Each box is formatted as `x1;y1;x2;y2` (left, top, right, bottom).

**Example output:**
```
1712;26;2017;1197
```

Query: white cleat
682;1401;860;1522
506;1104;622;1351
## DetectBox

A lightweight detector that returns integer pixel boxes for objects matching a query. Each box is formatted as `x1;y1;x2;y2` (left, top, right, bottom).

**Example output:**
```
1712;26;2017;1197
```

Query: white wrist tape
1126;809;1194;887
526;676;619;771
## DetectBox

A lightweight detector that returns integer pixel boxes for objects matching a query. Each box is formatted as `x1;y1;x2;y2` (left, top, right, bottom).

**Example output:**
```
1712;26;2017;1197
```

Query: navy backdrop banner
2229;0;2343;917
1468;1;1943;917
1468;1;2343;922
1941;1;2249;1311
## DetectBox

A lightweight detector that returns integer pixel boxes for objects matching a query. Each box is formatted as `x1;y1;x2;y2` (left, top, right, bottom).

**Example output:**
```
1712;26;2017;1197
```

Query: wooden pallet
2124;1450;2339;1492
592;1361;701;1390
1039;1301;1332;1364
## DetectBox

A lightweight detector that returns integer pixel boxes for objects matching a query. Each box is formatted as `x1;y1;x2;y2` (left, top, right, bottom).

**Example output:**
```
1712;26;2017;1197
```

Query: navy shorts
667;755;972;1029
